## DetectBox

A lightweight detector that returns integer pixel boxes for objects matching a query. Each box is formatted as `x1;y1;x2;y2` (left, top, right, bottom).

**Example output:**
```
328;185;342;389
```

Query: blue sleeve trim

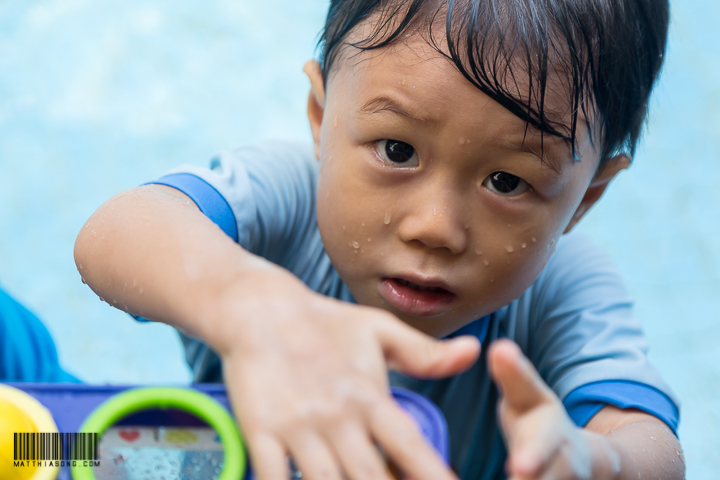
145;173;238;242
563;380;679;436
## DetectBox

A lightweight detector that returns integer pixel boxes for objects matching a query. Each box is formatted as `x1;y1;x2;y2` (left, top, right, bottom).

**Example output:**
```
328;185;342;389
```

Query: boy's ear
564;154;631;233
303;60;326;161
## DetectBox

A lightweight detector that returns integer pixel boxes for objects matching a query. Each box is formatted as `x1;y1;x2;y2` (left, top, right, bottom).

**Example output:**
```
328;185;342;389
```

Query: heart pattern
118;429;140;442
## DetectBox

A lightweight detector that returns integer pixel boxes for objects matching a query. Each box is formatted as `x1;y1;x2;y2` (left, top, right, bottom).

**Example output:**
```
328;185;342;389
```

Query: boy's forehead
334;30;588;124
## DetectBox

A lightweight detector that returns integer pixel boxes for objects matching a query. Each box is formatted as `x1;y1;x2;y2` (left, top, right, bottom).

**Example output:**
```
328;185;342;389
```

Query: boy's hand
488;339;620;480
215;276;480;480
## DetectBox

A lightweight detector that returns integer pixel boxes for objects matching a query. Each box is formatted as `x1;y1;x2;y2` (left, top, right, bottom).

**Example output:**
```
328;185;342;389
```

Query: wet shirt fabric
0;285;79;382
142;141;679;480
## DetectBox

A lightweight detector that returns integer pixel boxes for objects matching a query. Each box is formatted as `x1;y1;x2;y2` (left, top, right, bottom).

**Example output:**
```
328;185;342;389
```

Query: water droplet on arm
352;241;360;249
505;245;514;253
483;260;490;266
475;249;482;255
458;137;465;145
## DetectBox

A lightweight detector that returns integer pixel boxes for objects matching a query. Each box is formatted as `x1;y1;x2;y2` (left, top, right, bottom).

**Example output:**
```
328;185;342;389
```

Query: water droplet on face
383;212;392;224
483;260;490;266
334;115;338;127
522;243;527;248
466;138;471;144
79;263;83;270
361;222;365;226
505;245;514;253
352;241;360;249
91;230;97;237
475;249;483;255
329;156;333;164
532;237;537;243
367;238;371;242
81;277;87;284
458;137;465;145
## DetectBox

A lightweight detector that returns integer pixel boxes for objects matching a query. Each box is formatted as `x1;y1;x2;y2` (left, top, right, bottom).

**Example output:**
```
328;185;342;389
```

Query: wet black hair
317;0;670;165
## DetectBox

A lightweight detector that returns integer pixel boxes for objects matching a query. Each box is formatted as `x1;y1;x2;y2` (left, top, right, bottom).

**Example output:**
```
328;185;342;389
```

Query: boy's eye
483;172;530;197
376;139;419;167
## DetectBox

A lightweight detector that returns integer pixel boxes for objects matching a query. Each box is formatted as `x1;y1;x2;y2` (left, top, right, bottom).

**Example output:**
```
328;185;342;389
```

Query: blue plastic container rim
390;386;450;462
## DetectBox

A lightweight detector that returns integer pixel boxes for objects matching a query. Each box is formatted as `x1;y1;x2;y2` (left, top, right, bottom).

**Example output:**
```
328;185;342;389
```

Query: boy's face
306;36;627;338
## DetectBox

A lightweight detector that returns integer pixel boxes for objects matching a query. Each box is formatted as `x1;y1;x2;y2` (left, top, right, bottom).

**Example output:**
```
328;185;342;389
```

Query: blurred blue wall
0;1;717;477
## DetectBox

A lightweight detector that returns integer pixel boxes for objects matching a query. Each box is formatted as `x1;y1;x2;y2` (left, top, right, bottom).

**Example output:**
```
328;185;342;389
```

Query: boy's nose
396;199;468;255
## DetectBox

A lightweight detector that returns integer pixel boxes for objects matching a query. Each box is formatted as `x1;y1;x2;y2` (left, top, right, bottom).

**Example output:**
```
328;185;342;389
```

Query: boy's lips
379;276;456;317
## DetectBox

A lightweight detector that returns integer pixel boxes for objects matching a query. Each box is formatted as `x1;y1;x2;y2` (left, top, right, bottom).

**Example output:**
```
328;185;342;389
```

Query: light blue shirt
144;141;679;480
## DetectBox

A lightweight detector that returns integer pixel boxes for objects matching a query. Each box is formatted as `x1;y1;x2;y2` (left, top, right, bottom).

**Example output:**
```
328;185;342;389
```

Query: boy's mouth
380;277;456;317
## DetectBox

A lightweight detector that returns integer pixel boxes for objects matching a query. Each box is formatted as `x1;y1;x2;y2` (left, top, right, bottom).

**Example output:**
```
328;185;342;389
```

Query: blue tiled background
0;1;717;477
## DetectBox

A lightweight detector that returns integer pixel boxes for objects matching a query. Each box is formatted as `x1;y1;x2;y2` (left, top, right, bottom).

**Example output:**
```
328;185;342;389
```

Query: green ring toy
71;387;246;480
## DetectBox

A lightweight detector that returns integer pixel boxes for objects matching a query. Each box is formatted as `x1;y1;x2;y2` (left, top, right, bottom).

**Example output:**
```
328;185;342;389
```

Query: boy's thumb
378;323;480;379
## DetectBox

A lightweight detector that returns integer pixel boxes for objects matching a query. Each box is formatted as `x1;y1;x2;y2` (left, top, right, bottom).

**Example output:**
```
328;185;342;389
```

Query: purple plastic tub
3;383;448;480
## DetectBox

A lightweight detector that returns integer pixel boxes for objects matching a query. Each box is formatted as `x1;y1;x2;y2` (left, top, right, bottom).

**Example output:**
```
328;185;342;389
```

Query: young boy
75;0;684;479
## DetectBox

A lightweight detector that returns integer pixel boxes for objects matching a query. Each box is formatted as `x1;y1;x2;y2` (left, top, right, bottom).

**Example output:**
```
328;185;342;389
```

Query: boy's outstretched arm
488;339;684;480
75;184;481;480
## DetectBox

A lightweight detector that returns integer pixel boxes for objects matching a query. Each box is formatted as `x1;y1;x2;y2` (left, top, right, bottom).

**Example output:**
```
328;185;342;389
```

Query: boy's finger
329;421;395;480
375;318;480;378
369;397;459;480
244;433;288;480
286;432;343;480
488;339;554;413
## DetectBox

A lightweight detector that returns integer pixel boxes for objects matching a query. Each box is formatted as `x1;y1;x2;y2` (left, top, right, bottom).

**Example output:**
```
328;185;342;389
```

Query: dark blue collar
444;315;491;344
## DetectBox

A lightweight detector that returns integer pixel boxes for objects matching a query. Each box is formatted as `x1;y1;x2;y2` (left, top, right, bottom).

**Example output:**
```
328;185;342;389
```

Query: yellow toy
0;384;60;480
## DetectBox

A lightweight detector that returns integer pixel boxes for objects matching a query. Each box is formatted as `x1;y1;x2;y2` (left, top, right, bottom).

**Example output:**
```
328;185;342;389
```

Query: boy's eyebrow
499;135;566;175
358;96;435;125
